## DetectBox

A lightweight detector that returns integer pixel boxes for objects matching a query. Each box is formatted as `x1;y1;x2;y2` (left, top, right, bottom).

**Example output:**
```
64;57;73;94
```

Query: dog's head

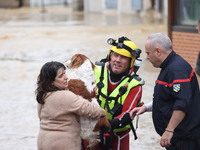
64;54;95;69
64;54;96;98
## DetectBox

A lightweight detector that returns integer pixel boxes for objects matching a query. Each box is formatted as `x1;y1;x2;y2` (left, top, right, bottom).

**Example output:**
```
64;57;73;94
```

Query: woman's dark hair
35;61;66;104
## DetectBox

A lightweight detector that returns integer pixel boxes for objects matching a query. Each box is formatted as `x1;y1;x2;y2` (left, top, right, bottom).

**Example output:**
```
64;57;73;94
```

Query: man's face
145;40;161;68
110;52;130;74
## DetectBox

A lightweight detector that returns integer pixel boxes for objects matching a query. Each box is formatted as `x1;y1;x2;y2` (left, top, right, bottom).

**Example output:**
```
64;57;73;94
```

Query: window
176;0;200;25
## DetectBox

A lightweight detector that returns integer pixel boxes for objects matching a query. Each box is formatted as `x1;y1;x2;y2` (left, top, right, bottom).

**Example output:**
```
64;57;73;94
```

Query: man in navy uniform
130;32;200;150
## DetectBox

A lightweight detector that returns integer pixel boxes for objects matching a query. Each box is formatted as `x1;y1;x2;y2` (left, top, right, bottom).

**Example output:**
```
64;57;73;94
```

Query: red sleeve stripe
117;86;142;119
156;69;195;87
127;86;142;112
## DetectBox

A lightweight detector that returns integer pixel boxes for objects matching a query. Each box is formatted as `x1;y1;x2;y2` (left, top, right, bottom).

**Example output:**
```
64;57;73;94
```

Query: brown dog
65;54;110;149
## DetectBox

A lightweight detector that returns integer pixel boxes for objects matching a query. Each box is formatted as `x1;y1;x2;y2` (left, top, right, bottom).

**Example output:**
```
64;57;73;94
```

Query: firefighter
90;37;144;150
131;32;200;150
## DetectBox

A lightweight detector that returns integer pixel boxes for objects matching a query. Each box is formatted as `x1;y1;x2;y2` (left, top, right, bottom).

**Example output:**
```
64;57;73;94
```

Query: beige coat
37;90;105;150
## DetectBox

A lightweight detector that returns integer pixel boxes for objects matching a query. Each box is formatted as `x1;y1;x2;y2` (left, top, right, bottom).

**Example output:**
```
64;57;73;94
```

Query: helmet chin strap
109;64;130;82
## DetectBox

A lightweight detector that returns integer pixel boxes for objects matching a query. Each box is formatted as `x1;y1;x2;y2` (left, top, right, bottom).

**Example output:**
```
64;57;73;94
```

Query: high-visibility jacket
94;62;143;132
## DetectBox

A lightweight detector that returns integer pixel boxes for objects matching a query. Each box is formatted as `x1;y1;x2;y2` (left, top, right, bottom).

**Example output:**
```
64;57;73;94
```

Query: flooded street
0;6;166;150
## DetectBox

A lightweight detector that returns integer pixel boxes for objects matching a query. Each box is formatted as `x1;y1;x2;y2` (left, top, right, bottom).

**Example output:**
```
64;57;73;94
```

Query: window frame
168;0;198;38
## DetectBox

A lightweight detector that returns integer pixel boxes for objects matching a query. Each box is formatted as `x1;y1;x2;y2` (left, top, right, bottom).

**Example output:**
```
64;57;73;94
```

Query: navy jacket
152;51;200;139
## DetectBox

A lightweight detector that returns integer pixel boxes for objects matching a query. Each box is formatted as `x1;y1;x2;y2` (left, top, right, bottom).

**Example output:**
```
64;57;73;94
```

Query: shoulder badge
173;84;180;92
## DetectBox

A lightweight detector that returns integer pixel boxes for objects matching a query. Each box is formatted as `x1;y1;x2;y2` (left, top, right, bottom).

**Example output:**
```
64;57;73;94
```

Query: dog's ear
68;79;87;95
68;54;96;70
69;54;87;68
68;79;95;101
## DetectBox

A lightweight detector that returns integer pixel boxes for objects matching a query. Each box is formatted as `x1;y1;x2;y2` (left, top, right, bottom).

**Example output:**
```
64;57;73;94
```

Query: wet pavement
0;6;167;150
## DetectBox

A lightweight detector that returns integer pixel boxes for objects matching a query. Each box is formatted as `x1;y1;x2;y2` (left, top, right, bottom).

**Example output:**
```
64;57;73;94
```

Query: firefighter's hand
130;105;147;119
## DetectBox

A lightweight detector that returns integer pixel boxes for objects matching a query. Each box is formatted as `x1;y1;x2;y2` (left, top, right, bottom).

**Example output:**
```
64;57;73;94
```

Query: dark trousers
166;138;200;150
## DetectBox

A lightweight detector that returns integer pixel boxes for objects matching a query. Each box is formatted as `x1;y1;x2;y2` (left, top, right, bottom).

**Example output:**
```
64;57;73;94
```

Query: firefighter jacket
94;62;143;133
153;51;200;139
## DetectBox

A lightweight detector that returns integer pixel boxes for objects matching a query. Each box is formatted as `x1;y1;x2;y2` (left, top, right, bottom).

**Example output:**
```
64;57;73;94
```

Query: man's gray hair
147;32;172;51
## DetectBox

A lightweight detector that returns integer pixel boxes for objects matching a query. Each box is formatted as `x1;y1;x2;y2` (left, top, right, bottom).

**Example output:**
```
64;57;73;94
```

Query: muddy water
0;6;166;150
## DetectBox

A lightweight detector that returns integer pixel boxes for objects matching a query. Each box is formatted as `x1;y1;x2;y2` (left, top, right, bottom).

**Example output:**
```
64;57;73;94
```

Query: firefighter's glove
109;112;132;129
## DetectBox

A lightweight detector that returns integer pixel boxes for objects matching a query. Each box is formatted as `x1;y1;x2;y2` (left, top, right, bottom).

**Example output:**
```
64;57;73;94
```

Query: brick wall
172;31;200;68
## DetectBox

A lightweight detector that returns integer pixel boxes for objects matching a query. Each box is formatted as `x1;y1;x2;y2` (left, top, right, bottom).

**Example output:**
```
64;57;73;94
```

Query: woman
35;61;106;150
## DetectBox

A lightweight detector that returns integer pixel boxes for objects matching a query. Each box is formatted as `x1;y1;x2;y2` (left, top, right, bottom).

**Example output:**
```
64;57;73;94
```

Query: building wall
172;31;200;68
23;0;30;6
84;0;167;15
0;0;19;8
0;0;29;7
30;0;68;7
84;0;103;12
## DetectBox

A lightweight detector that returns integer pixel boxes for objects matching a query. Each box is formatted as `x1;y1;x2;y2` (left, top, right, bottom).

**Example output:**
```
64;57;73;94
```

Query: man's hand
160;130;173;148
129;105;147;119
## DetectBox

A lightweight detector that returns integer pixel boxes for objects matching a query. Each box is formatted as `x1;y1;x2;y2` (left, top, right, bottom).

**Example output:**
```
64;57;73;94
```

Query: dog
64;54;110;149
